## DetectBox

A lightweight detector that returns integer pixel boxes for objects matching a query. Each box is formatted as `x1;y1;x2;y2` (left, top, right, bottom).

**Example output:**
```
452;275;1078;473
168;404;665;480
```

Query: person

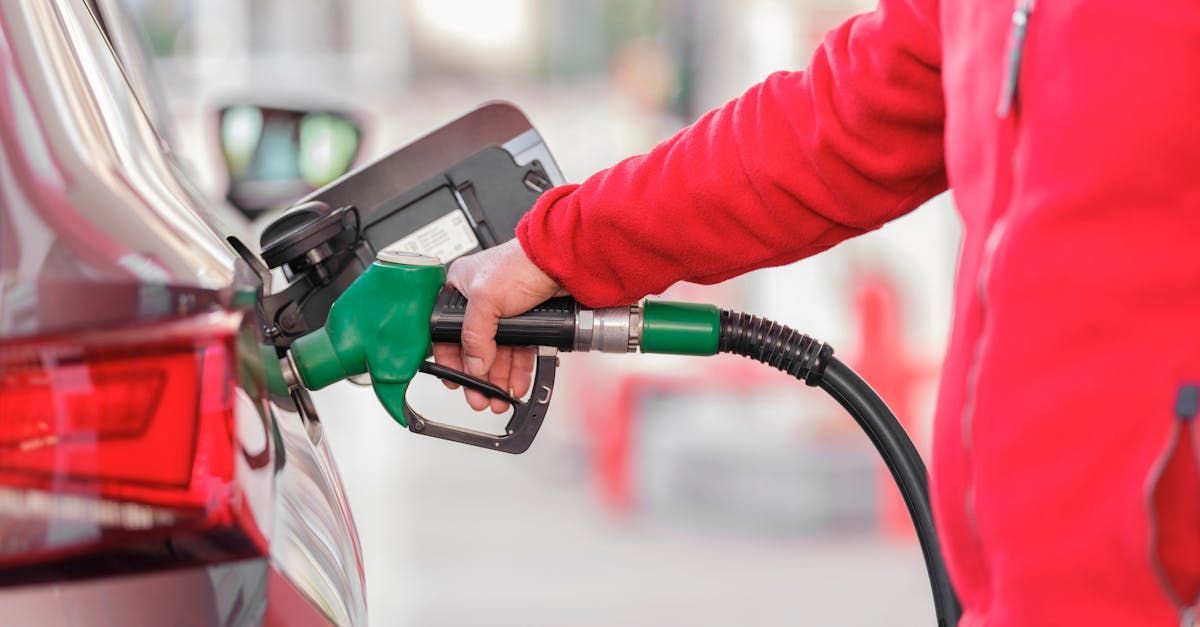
432;0;1200;624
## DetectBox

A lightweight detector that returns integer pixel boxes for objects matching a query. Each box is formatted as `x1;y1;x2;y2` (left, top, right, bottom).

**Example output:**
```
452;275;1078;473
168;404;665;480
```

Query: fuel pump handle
284;245;568;453
430;288;579;350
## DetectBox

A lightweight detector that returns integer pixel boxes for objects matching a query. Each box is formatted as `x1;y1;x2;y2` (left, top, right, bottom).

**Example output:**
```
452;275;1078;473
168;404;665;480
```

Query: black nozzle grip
429;287;578;351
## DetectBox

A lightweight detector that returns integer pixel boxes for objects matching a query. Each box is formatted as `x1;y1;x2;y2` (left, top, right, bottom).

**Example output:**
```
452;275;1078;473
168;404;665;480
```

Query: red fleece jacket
517;0;1200;625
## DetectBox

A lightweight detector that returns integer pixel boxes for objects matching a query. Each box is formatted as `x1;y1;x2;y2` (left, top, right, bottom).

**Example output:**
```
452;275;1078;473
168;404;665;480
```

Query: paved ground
317;381;934;626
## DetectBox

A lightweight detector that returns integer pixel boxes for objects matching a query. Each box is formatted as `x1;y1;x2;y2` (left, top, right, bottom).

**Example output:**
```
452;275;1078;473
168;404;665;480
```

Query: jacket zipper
997;0;1035;118
960;215;1009;535
957;0;1036;598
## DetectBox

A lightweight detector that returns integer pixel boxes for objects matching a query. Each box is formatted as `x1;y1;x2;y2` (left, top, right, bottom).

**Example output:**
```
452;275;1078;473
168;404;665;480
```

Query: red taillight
0;313;267;570
0;366;165;447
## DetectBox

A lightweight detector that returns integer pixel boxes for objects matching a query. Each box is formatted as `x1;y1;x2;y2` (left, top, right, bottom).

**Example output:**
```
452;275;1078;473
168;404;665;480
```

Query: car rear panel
0;1;365;624
0;0;234;337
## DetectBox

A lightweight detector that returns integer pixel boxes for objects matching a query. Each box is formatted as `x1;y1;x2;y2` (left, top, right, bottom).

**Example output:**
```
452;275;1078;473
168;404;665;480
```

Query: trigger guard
406;347;558;454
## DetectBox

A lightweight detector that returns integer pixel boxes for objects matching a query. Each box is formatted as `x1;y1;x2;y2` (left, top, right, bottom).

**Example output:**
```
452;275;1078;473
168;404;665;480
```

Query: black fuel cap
260;201;354;270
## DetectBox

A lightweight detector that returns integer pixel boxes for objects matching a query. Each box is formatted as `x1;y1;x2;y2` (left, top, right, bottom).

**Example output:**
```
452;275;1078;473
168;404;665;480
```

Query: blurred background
125;0;960;624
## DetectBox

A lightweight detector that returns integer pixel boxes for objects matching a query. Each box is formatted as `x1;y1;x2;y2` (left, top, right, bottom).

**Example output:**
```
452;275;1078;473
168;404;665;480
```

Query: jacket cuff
516;184;607;307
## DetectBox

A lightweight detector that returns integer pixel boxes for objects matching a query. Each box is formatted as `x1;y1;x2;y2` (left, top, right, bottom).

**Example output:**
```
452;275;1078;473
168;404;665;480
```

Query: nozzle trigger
402;347;559;454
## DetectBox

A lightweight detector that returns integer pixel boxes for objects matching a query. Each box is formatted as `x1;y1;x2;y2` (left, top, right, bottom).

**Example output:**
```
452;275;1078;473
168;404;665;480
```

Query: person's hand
434;239;564;413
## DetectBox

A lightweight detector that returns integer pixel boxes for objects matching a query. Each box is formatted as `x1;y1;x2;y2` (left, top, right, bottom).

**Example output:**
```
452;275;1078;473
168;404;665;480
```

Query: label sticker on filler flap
394;210;480;263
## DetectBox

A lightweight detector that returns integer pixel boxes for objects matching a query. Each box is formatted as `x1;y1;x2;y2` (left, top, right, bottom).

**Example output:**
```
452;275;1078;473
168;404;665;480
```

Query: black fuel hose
719;310;962;626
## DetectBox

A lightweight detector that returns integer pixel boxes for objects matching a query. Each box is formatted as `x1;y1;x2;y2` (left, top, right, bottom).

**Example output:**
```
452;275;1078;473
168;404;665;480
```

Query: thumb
459;294;500;377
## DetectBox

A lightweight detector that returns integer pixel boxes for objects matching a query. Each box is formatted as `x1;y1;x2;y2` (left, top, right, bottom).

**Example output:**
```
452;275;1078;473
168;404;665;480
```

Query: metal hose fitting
574;305;641;352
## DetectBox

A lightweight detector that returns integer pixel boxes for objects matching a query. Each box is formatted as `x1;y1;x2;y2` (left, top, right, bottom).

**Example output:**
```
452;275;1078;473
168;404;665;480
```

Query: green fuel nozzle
287;248;446;426
280;243;828;452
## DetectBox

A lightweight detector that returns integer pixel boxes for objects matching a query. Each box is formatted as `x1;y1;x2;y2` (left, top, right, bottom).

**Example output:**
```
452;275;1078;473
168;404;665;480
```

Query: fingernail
466;356;485;376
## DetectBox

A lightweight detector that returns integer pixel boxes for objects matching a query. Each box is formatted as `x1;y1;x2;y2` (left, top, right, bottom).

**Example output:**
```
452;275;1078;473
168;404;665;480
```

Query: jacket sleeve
516;0;947;307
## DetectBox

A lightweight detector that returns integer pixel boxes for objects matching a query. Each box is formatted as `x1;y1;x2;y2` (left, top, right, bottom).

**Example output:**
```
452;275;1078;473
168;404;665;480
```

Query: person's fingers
510;346;536;400
441;241;566;413
459;292;500;378
431;343;462;389
444;255;475;295
462;363;492;412
487;347;513;414
458;288;501;412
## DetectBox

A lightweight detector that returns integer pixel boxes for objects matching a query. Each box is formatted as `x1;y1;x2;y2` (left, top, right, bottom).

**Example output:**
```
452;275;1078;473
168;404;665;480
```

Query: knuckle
447;267;482;293
445;264;469;285
458;328;489;349
471;283;500;304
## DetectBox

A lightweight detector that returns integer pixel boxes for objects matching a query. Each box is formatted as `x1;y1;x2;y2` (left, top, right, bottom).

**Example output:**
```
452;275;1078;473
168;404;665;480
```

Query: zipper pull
1175;384;1198;422
997;0;1035;118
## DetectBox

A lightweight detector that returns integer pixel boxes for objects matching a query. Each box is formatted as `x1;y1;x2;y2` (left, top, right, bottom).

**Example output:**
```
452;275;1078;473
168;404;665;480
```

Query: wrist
515;185;577;289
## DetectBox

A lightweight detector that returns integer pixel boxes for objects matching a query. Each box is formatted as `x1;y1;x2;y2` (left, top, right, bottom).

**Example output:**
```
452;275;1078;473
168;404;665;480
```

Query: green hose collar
640;300;720;356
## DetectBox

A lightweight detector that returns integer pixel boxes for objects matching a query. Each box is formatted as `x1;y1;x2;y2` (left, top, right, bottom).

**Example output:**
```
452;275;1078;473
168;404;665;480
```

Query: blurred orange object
847;273;939;541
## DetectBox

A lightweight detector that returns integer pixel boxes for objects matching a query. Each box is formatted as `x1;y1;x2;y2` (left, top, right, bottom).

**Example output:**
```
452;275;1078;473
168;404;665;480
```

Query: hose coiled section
718;310;834;386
